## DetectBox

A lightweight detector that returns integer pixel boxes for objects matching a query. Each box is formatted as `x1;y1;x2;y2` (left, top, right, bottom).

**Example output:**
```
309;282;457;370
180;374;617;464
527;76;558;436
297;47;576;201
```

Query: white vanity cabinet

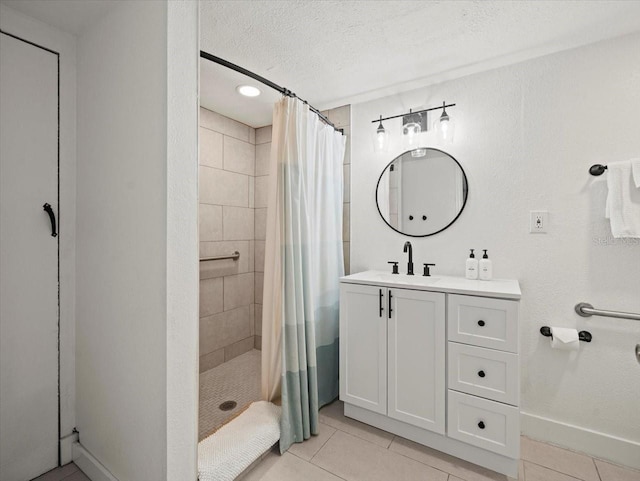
339;271;521;478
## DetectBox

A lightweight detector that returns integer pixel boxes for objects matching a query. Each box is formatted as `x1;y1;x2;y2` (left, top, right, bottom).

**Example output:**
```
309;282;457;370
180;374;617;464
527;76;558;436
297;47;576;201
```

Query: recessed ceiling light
236;85;261;97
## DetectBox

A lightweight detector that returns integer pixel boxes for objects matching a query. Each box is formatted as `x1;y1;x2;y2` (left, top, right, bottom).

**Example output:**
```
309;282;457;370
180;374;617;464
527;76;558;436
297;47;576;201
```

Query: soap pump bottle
465;249;478;280
479;249;493;280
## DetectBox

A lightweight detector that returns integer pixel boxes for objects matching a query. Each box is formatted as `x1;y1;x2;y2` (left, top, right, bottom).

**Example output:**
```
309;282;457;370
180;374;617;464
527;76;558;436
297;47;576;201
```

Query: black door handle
388;290;393;319
379;289;384;318
43;203;57;237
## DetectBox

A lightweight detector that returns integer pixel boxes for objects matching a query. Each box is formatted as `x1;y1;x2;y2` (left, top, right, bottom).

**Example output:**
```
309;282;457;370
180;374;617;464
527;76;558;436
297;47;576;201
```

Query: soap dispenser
479;249;493;280
465;249;478;280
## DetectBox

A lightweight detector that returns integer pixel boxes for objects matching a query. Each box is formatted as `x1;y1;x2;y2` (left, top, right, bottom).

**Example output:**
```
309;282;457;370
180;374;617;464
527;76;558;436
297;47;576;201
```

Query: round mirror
376;148;468;237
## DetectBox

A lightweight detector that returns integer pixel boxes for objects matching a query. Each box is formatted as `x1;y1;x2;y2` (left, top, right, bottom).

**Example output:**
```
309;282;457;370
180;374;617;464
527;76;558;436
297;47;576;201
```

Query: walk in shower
197;53;351;453
198;99;274;439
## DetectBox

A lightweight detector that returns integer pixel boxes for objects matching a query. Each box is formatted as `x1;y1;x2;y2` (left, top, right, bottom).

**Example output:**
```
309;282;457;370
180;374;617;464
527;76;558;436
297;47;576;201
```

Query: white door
1;32;59;481
388;288;445;433
339;283;387;414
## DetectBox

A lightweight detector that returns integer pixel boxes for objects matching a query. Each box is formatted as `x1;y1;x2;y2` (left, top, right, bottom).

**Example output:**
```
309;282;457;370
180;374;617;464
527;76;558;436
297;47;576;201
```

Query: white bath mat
198;401;281;481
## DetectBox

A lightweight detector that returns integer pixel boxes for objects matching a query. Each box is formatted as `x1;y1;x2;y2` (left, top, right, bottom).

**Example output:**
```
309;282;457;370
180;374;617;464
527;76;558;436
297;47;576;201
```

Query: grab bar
200;251;240;262
575;302;640;321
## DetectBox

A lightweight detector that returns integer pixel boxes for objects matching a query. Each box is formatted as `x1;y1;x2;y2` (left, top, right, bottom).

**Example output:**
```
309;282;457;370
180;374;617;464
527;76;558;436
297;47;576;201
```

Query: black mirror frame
375;147;469;238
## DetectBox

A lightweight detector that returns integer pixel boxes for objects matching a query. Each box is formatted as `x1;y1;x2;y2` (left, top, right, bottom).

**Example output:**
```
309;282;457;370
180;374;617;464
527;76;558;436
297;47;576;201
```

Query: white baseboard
60;431;79;465
521;412;640;470
72;442;119;481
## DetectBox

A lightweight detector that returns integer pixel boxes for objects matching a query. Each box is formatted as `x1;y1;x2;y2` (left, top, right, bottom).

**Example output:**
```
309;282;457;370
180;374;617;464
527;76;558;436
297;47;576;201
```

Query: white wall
76;1;198;479
0;3;77;461
351;33;640;468
166;1;199;479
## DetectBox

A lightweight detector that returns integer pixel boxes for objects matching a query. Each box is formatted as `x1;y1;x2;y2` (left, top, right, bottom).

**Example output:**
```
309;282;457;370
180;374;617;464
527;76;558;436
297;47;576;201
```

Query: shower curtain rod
200;50;342;134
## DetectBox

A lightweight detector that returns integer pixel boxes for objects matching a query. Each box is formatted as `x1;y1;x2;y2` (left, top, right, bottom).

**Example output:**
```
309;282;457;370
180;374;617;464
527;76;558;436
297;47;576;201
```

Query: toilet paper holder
540;326;592;342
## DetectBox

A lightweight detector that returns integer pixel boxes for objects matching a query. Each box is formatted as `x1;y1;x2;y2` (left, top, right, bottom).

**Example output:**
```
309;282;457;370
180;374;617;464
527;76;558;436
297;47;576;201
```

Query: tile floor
199;348;261;440
33;397;639;481
32;463;89;481
240;400;640;481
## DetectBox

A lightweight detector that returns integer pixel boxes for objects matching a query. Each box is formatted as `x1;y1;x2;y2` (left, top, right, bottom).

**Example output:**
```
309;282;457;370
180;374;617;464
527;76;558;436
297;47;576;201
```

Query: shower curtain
261;96;345;452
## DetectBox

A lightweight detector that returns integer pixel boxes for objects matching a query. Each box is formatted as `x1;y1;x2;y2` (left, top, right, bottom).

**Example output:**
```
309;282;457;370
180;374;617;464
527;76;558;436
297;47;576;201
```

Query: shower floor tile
199;349;261;440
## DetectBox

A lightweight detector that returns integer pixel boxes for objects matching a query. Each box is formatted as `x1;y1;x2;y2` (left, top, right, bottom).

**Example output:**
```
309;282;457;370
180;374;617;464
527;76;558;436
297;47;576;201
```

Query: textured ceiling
5;0;640;127
200;57;281;128
200;0;640;117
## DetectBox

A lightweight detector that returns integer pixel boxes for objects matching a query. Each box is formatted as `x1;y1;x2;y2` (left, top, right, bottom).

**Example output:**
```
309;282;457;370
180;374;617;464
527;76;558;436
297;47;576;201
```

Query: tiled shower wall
199;105;351;372
199;107;258;373
252;125;271;351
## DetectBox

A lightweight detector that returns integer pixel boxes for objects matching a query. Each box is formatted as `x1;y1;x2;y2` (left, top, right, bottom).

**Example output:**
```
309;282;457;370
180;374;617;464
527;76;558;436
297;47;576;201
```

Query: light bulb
373;116;389;152
440;118;449;139
437;101;455;143
236;85;261;97
402;110;422;147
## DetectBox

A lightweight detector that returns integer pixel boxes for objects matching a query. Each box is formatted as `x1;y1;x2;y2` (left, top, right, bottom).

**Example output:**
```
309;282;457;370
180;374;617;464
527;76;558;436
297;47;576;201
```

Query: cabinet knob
478;370;486;378
477;320;485;327
478;421;486;430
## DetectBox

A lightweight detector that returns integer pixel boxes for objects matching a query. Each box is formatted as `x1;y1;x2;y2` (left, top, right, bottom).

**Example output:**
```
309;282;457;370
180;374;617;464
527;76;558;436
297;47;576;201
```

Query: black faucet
403;241;414;275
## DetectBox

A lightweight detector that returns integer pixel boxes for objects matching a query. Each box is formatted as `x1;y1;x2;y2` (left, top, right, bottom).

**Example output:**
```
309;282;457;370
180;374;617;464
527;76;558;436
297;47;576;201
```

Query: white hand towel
606;160;640;238
632;158;640;188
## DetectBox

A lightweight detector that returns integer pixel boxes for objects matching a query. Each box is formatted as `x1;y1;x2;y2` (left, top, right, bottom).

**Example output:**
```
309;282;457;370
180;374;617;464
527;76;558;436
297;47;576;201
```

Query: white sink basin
341;270;521;299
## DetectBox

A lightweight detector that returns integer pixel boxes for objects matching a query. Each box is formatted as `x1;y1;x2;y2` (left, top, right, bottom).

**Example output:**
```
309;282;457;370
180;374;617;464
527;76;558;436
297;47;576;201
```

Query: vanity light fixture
373;115;390;152
236;85;261;97
371;101;456;151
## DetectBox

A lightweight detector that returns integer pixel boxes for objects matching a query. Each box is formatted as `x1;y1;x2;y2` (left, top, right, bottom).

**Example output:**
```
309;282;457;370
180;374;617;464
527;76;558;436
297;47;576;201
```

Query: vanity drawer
447;294;518;353
447;390;519;458
448;342;519;405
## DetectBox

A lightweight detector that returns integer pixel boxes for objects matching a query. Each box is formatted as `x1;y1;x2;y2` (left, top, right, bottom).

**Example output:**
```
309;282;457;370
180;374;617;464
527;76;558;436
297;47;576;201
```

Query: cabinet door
339;283;387;414
388;288;445;433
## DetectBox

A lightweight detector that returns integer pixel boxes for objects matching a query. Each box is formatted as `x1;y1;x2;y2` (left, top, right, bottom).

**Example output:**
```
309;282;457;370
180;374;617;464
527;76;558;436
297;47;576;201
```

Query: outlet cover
530;211;548;233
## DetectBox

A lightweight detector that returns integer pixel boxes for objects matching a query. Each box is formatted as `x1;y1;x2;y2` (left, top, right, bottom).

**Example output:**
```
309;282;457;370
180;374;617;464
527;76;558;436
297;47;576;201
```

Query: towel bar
589;164;607;176
200;251;240;262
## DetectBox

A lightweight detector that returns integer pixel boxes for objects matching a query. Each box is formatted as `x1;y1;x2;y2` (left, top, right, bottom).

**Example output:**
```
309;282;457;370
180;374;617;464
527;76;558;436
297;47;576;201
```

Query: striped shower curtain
261;96;345;452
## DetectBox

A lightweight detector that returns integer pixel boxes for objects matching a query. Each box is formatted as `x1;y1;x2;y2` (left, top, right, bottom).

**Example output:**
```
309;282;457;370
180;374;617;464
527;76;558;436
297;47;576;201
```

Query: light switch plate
530;211;548;233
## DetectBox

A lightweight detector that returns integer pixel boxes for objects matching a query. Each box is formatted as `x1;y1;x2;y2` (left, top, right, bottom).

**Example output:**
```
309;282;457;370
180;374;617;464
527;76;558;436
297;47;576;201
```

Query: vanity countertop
340;270;521;300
